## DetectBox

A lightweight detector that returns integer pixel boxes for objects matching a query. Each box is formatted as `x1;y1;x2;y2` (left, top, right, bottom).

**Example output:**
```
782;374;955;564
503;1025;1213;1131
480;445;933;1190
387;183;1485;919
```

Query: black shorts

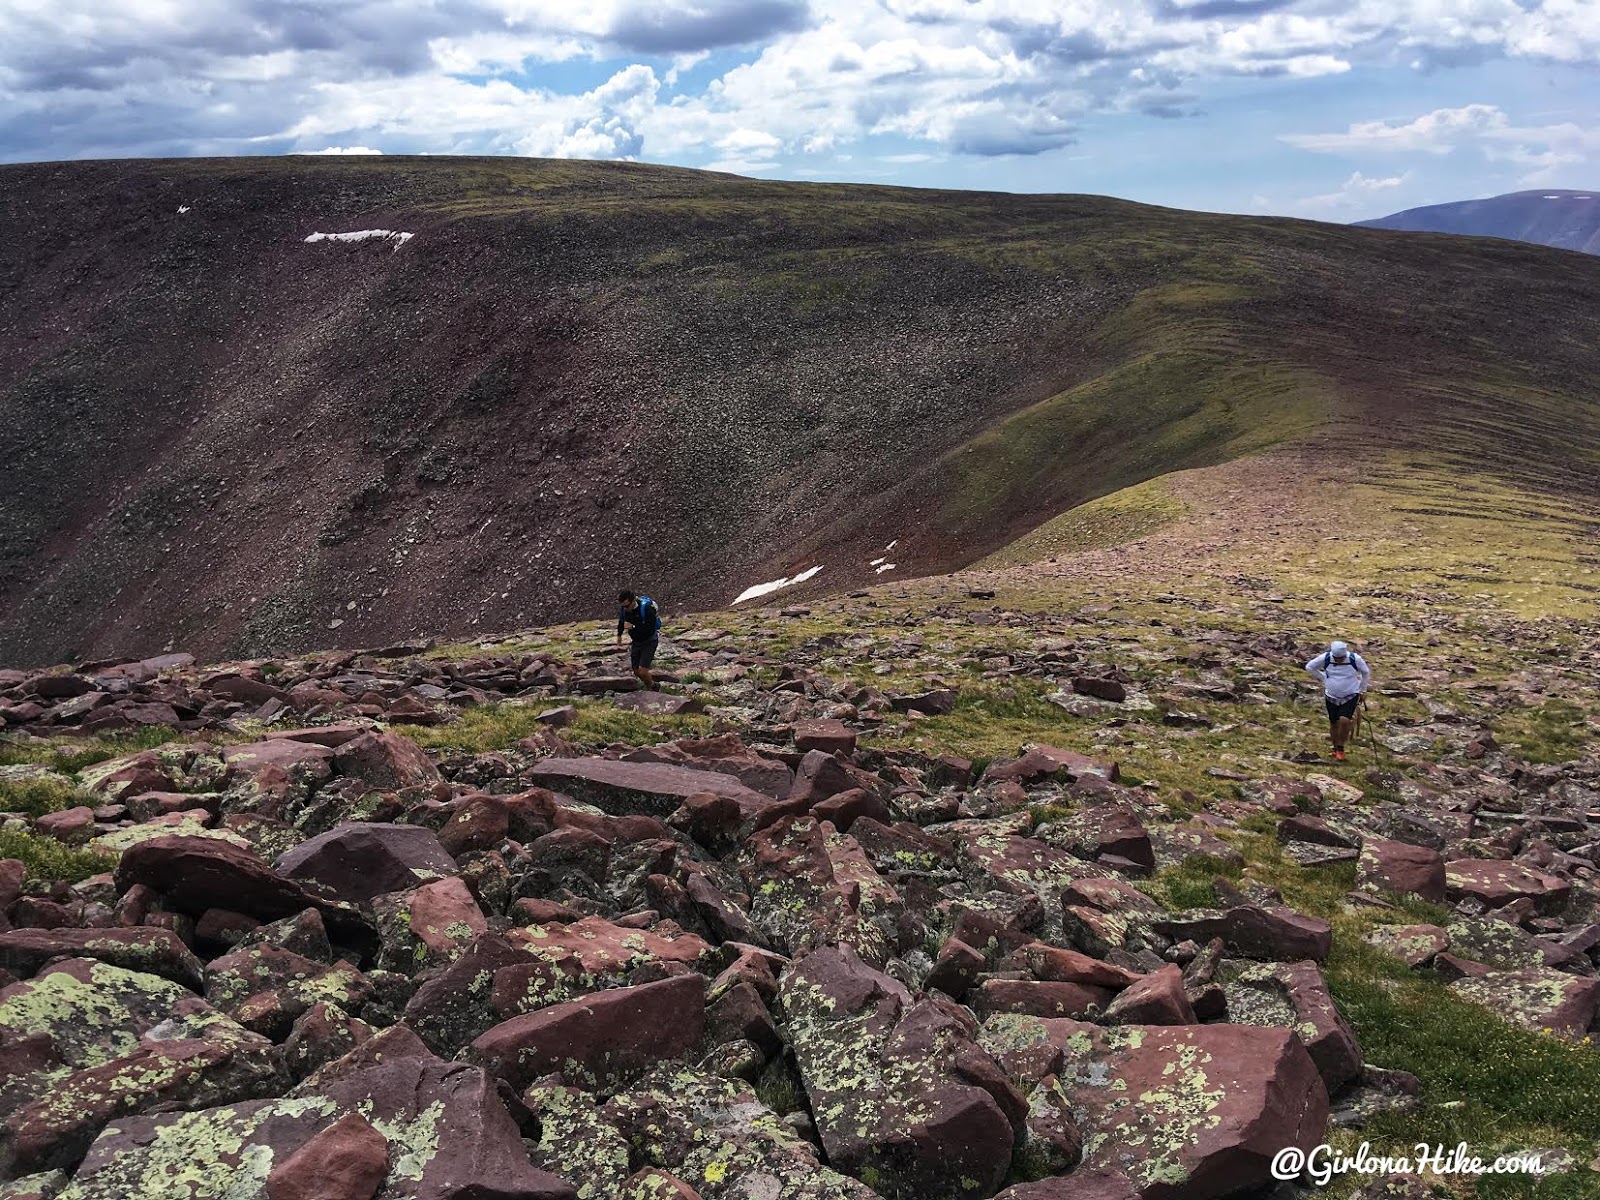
630;638;659;670
1326;695;1361;721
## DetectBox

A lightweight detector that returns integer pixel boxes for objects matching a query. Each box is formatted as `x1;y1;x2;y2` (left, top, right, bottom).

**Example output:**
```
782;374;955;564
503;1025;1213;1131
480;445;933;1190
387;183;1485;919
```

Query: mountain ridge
1357;188;1600;255
2;156;1599;668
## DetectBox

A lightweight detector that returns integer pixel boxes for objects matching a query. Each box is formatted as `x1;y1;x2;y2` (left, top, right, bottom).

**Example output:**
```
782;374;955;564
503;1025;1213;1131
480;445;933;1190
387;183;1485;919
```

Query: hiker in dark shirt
616;590;662;690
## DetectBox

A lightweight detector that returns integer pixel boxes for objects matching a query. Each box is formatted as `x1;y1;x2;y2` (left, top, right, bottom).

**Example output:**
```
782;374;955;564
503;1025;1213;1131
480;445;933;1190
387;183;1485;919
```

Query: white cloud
1282;104;1510;154
1283;103;1600;186
1292;169;1409;213
300;145;384;155
1;0;1597;173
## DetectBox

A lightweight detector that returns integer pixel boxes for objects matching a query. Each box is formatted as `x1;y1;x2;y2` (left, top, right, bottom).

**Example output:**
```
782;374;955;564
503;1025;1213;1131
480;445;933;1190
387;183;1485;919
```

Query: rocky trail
1;507;1599;1200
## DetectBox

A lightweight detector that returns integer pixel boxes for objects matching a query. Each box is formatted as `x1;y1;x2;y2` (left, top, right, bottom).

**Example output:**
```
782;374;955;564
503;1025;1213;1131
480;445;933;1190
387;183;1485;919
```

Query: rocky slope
1358;190;1600;256
4;158;1600;667
1;447;1597;1199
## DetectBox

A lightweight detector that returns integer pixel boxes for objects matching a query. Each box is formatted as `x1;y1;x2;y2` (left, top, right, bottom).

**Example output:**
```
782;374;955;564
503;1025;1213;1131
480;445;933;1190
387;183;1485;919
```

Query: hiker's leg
1334;717;1352;750
633;639;658;690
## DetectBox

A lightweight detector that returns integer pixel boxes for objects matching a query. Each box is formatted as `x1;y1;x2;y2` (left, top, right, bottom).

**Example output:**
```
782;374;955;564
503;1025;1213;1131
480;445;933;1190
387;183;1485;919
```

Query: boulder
1364;924;1449;968
794;719;857;756
274;823;458;903
265;1112;388;1200
526;758;774;819
0;960;279;1175
373;877;486;972
1358;839;1446;903
786;751;885;806
114;836;367;941
64;1058;577;1200
506;915;711;979
984;747;1119;787
0;928;204;992
471;974;706;1092
1224;962;1363;1091
1103;965;1196;1025
622;735;794;798
781;945;1024;1199
332;732;441;790
601;1066;878;1199
889;689;956;715
403;933;536;1054
982;1017;1329;1200
1448;968;1600;1038
1154;906;1333;963
741;817;901;967
1443;860;1571;913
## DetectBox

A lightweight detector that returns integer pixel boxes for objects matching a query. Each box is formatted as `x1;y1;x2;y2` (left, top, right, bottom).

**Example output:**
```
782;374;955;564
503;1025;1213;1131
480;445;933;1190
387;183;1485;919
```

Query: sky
0;0;1595;221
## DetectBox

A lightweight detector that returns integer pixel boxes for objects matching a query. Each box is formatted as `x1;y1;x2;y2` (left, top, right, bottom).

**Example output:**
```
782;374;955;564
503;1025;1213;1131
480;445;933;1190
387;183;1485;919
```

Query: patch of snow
869;557;886;566
875;563;897;574
732;564;822;606
177;205;191;214
304;229;414;249
884;539;898;551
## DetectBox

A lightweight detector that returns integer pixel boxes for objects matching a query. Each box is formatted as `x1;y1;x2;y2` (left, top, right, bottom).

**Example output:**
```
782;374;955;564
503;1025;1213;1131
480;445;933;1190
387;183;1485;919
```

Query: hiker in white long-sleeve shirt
1306;640;1371;761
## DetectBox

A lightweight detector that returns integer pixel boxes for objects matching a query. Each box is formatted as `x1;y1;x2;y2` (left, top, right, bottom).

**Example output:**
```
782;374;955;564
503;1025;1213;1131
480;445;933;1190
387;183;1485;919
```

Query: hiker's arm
1304;655;1326;680
1358;658;1372;693
616;611;627;644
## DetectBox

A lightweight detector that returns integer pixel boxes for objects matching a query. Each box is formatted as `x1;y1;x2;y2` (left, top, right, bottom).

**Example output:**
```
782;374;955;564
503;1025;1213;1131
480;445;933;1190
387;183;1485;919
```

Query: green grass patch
0;826;116;883
0;727;183;774
0;772;99;818
1495;699;1591;766
933;350;1331;540
980;477;1184;567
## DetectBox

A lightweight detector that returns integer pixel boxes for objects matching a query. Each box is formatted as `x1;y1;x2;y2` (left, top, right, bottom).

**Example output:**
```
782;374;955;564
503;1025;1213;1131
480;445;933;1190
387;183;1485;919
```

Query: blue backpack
636;597;662;637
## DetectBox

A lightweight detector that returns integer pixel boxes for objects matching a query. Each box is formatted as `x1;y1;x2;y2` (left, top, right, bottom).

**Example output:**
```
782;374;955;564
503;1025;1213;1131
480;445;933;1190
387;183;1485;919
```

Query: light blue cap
1329;640;1349;659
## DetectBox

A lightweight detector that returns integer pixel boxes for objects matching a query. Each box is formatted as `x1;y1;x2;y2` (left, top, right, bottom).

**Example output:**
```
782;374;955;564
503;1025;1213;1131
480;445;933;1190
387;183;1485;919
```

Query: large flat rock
523;758;774;818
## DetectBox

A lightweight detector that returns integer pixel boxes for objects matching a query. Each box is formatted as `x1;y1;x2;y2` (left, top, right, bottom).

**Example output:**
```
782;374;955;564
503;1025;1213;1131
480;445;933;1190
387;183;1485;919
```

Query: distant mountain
1357;189;1600;254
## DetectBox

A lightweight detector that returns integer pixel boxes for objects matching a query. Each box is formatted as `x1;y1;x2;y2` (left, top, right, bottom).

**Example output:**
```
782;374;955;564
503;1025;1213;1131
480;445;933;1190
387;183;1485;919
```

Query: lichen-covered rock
401;933;536;1054
507;916;712;980
0;928;204;992
1356;839;1445;903
779;944;1022;1199
372;877;486;974
1448;968;1600;1038
0;1169;71;1200
472;974;706;1092
522;1085;633;1200
0;961;279;1175
1443;859;1570;913
281;1002;372;1083
274;824;457;903
957;832;1099;908
601;1066;879;1200
978;1013;1328;1199
1153;906;1332;963
1363;924;1448;969
60;1058;576;1200
741;818;902;967
1222;962;1362;1092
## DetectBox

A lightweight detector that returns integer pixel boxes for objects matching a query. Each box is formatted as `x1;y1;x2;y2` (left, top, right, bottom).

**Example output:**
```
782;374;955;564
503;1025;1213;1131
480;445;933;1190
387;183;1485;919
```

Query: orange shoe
1332;748;1346;761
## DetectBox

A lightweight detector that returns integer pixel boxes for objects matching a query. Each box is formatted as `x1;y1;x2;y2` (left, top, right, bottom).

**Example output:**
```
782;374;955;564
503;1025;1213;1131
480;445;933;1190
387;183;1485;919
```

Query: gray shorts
630;639;659;670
